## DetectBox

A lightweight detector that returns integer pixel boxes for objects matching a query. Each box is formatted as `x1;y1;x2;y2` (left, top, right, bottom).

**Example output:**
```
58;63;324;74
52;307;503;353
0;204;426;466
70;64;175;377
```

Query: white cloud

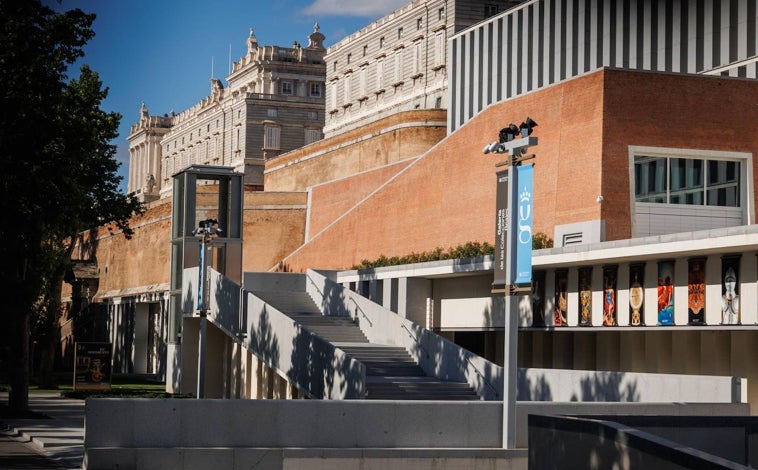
301;0;408;18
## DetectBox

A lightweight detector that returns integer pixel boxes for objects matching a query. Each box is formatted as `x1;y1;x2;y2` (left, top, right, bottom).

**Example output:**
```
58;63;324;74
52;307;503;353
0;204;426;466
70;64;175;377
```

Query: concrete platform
0;392;84;469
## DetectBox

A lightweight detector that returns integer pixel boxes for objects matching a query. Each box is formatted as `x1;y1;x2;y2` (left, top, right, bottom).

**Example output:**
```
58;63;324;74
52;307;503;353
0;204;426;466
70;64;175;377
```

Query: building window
363;45;368;57
393;49;402;83
630;147;750;238
281;81;293;95
376;58;384;89
412;41;422;75
380;37;384;48
308;111;318;120
347;53;352;64
434;32;445;66
417;18;422;30
330;82;338;109
267;108;278;118
263;125;281;150
359;66;367;97
438;7;444;21
333;61;338;72
310;83;321;97
634;155;740;207
343;74;351;103
304;128;321;145
398;27;403;39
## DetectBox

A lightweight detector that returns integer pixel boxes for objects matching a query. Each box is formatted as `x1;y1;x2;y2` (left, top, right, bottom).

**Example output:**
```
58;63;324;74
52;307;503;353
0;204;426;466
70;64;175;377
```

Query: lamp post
193;218;222;399
483;117;537;449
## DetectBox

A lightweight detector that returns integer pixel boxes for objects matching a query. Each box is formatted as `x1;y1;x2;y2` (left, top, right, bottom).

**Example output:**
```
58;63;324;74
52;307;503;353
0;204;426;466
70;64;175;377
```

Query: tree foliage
0;0;143;411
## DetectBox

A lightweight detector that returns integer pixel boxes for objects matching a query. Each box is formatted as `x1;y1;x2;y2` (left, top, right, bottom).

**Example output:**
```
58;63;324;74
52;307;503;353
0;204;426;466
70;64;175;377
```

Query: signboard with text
493;169;509;290
73;342;112;391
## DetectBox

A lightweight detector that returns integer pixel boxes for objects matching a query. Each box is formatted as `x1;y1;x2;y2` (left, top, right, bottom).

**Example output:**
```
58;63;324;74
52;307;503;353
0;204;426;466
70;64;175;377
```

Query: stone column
566;268;578;326
674;258;688;325
591;265;603;326
616;263;630;326
644;261;658;326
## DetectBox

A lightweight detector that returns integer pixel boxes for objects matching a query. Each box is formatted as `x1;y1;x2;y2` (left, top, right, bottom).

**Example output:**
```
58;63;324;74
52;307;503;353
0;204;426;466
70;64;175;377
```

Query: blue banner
515;164;533;285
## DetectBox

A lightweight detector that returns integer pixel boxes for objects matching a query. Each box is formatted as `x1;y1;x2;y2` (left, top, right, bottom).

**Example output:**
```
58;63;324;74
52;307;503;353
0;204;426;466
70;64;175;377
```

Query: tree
0;0;143;412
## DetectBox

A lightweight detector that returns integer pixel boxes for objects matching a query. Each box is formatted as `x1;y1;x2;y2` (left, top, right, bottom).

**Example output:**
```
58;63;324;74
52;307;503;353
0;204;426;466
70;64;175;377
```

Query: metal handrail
348;297;373;327
400;324;430;359
305;273;326;299
464;356;500;399
401;324;500;399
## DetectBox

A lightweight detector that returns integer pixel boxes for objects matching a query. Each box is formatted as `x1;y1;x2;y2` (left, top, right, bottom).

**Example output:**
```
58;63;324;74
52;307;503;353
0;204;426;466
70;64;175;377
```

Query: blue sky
46;0;409;192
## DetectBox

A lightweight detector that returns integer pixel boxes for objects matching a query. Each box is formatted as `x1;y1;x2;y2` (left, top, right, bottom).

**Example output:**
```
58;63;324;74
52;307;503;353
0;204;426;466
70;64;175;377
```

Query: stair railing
402;324;500;400
348;297;373;327
465;357;500;399
400;324;430;360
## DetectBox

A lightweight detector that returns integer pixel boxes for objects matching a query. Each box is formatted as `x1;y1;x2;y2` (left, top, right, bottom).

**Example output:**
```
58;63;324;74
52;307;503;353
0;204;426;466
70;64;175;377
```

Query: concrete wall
529;414;756;469
241;283;365;399
519;368;744;403
84;399;748;469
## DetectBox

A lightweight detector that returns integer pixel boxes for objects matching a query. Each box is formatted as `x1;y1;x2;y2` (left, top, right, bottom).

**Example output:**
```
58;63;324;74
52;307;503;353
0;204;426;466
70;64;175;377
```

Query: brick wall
282;69;758;271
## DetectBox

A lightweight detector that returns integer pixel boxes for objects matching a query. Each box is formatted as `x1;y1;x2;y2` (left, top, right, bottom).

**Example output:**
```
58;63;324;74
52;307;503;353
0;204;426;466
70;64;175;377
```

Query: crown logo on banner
520;187;531;204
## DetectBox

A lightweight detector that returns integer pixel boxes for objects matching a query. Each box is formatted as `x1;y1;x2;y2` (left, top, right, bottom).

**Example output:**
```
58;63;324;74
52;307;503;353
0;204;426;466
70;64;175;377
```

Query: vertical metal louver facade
448;0;758;132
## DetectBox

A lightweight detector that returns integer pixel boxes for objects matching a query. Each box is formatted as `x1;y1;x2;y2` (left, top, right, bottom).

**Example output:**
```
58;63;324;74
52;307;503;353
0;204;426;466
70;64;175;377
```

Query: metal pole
197;314;207;399
502;163;519;449
197;230;208;399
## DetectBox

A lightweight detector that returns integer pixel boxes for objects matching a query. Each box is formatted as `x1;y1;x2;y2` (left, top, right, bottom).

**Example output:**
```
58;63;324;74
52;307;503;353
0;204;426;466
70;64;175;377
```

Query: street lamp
192;218;222;398
483;117;537;449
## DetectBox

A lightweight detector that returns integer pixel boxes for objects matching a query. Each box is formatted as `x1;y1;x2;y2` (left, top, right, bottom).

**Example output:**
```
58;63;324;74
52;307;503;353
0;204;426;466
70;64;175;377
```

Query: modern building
126;25;326;202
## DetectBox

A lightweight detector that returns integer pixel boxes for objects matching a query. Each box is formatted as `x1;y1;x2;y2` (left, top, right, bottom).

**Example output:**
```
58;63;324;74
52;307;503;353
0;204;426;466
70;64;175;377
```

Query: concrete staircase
252;290;480;401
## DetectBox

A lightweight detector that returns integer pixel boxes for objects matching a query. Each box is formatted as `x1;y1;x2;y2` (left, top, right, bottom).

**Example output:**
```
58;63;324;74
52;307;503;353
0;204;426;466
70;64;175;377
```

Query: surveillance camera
483;144;492;155
596;195;604;204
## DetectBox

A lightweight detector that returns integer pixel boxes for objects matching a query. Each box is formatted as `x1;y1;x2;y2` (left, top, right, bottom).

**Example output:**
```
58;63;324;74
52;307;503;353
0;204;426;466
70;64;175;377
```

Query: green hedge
352;234;553;270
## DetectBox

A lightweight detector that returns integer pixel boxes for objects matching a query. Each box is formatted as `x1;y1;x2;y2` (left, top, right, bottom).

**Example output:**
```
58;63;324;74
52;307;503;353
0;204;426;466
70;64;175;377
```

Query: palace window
263;125;281;150
304;128;321;145
434;32;446;66
412;41;422;75
376;58;384;89
359;66;367;97
281;81;293;95
310;83;321;97
267;108;278;118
